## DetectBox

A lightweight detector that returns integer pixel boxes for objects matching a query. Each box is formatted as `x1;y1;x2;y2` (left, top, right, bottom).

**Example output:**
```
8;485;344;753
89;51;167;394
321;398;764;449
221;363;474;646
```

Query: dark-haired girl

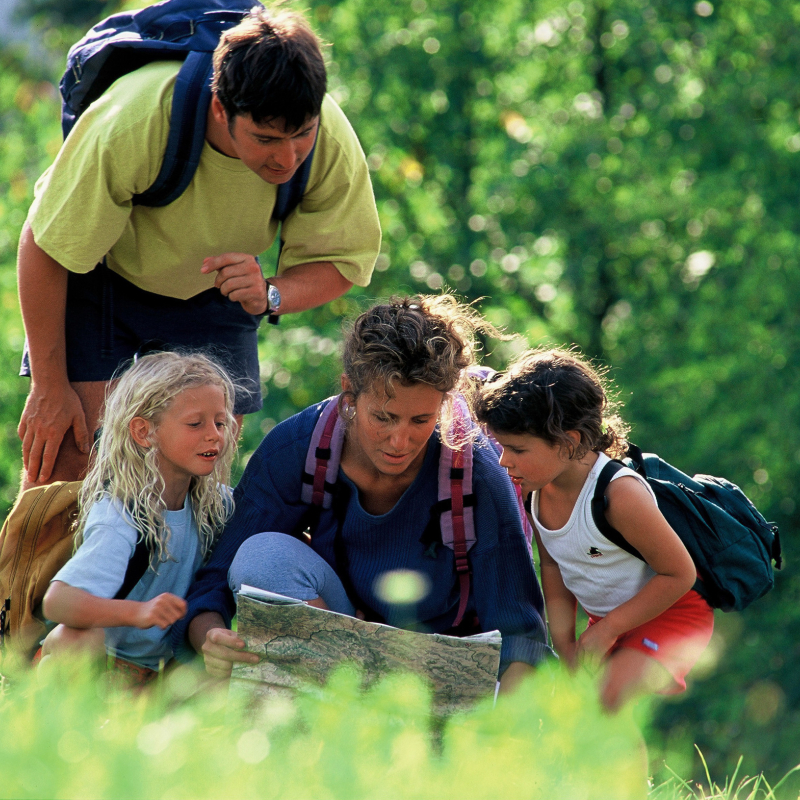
475;347;714;711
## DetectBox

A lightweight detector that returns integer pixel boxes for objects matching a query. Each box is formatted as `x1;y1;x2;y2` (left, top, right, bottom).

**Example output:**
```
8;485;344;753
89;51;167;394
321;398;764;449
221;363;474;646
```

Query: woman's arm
468;448;553;675
497;661;535;694
187;611;259;679
577;476;696;660
43;581;187;630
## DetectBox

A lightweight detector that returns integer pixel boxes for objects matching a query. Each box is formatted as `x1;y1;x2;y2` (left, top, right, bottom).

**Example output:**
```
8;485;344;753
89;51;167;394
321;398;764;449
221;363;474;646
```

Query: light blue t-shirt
53;496;204;669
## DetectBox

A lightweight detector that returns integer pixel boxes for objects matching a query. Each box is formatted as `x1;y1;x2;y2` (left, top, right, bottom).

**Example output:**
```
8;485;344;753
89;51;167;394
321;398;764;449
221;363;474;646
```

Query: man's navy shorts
20;265;263;415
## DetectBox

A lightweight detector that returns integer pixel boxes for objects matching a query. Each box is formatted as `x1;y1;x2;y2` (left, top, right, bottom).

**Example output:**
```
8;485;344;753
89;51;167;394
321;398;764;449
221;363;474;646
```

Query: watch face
268;283;281;312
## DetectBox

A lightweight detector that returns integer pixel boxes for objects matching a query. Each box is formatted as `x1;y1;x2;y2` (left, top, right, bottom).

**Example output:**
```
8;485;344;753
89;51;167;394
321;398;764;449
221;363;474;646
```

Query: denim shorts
20;265;263;415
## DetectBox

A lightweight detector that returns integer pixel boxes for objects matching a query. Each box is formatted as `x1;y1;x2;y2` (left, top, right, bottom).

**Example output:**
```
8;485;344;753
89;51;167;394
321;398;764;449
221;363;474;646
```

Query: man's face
227;113;319;184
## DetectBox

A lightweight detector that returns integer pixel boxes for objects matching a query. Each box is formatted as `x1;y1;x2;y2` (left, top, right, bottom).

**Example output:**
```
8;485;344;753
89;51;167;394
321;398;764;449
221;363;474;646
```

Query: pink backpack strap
301;397;346;509
439;396;476;627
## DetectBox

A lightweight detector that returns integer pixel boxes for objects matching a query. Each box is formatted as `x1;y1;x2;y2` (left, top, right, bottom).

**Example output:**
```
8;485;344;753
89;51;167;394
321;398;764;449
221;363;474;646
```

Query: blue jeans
228;532;356;616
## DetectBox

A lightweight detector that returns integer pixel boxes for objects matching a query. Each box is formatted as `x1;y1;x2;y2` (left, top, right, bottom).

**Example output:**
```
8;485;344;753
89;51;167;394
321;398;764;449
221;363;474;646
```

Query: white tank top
531;452;657;617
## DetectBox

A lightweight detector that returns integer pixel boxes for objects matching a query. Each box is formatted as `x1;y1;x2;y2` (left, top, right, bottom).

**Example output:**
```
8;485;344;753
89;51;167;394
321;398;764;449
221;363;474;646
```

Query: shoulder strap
132;51;214;207
590;460;645;560
438;397;477;628
301;398;346;510
274;134;317;222
266;132;318;326
113;535;152;600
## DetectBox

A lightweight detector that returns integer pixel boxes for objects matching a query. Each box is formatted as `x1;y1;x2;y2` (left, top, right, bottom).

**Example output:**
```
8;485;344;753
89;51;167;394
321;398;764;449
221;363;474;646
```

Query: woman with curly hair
175;296;550;692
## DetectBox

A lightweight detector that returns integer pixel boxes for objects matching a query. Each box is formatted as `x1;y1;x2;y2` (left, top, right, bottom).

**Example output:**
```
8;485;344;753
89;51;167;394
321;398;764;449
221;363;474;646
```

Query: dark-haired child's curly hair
474;347;630;460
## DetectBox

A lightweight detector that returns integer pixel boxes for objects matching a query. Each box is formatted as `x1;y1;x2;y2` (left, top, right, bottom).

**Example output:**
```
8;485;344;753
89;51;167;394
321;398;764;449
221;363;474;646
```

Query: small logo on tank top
587;546;604;558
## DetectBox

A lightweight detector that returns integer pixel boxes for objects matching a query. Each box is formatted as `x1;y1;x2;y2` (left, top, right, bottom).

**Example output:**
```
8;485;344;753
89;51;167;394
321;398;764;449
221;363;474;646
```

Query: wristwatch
266;280;281;324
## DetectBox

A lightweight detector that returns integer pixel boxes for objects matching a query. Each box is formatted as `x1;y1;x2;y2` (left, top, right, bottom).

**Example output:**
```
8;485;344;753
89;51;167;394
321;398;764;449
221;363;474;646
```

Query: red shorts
587;589;714;693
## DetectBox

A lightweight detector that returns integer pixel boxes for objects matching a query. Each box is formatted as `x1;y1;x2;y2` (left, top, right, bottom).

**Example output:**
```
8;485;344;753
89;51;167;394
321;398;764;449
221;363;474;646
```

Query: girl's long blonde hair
76;351;238;563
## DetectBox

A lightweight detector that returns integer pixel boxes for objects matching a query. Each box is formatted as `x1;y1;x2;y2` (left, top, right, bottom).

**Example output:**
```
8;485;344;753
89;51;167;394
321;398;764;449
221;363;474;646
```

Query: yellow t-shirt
29;62;380;299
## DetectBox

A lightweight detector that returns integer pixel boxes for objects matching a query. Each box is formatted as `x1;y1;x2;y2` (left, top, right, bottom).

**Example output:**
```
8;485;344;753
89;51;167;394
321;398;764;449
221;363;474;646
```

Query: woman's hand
188;611;260;679
133;593;187;630
201;627;260;679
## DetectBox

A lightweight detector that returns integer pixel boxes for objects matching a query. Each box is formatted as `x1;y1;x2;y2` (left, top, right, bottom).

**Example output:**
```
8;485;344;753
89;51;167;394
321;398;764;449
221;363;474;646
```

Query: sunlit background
1;0;798;791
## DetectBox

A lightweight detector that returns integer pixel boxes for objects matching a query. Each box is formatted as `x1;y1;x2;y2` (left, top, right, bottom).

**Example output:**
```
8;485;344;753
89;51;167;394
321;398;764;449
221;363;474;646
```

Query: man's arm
17;223;91;484
201;254;352;316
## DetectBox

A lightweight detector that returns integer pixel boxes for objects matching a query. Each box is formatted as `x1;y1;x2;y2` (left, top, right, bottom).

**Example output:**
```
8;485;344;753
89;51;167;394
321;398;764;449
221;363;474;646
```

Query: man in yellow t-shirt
17;6;381;489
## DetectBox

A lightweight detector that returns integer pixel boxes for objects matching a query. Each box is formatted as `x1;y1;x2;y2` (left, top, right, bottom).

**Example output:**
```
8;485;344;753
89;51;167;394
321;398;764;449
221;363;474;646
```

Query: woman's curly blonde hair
76;351;237;564
340;295;503;445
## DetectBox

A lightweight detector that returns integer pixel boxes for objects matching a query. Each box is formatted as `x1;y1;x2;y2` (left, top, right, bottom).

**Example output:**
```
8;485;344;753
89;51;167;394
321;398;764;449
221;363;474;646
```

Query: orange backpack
0;482;81;676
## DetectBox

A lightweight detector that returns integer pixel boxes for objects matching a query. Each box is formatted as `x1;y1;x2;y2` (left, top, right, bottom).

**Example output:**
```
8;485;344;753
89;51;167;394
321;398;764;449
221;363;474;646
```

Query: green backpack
591;445;782;612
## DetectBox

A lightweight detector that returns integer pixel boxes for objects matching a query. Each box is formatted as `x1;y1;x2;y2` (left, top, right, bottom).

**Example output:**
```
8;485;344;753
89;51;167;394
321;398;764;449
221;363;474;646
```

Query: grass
0;657;795;800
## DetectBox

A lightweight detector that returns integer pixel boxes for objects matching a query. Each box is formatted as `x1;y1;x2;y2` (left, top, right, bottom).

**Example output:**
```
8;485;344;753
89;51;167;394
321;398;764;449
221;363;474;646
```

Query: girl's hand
134;593;187;629
576;619;619;670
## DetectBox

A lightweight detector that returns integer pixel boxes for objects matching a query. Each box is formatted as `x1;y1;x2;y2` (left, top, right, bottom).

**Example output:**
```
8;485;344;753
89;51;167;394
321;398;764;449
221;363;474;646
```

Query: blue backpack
591;445;782;612
60;0;314;218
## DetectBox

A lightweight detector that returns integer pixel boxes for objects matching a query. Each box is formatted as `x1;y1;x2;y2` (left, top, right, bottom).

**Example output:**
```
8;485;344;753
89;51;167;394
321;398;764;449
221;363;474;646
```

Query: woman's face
344;378;445;478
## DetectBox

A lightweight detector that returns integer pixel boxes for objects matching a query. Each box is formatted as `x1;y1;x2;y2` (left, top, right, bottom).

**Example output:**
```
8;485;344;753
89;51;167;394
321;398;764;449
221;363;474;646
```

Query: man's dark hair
212;6;327;131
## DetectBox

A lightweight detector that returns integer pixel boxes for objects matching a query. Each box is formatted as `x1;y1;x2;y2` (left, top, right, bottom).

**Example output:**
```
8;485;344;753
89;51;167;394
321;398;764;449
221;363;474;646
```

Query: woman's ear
563;430;582;459
340;374;352;394
129;417;152;448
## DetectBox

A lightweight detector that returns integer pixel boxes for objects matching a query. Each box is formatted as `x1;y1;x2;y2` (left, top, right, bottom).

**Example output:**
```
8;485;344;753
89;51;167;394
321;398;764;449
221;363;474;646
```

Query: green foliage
0;658;648;800
1;0;799;790
3;659;797;800
0;53;62;510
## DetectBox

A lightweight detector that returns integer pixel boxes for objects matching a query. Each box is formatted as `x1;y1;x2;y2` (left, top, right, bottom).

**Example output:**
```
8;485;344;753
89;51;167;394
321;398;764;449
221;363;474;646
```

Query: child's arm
43;581;187;631
533;526;579;668
577;476;696;660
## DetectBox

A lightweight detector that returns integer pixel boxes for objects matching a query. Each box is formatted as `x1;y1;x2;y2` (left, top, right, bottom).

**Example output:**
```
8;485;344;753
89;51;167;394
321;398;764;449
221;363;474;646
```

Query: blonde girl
41;352;237;679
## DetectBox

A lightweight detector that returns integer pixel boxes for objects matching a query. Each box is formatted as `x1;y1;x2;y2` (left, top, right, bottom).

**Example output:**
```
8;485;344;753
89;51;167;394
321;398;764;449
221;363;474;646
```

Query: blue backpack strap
60;0;264;206
273;134;317;222
266;130;318;325
590;458;645;561
113;535;153;600
133;51;214;207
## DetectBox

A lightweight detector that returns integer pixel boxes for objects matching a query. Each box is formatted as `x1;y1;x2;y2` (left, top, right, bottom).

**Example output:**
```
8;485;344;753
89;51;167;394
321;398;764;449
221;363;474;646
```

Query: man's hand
134;593;187;630
18;381;90;485
201;253;267;315
201;627;260;679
